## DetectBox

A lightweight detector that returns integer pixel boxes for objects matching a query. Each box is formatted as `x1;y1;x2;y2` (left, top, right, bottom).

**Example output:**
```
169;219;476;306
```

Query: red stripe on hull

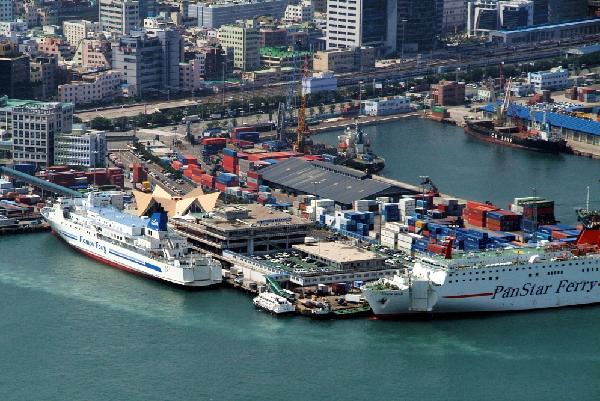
443;292;494;299
464;127;533;151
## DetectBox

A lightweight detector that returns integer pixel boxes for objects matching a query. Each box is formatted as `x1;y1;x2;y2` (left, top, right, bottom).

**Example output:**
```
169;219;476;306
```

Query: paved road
75;37;600;122
111;148;196;196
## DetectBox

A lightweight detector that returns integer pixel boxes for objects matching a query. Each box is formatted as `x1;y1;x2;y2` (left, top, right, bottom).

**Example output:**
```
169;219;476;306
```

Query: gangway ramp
0;166;83;197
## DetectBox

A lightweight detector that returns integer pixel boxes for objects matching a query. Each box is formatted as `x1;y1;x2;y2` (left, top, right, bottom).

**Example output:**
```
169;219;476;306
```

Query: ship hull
465;121;569;153
342;158;385;174
46;219;221;288
364;260;600;316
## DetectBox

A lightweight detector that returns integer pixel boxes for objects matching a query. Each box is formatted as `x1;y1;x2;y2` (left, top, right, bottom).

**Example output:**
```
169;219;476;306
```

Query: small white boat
253;292;295;315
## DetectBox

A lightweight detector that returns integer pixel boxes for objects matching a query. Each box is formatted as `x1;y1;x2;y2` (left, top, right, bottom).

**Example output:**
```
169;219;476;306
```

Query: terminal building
223;241;397;287
171;203;314;255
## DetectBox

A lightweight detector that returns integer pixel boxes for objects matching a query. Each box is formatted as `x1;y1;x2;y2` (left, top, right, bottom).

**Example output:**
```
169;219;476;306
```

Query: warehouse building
260;158;416;208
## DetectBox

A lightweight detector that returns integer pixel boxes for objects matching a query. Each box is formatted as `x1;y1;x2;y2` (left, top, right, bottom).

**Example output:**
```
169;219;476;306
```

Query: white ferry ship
253;292;295;315
363;211;600;316
42;192;222;287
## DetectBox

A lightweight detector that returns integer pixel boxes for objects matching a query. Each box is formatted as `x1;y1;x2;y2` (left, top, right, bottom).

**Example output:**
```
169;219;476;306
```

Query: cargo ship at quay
464;79;569;154
41;192;222;287
363;210;600;316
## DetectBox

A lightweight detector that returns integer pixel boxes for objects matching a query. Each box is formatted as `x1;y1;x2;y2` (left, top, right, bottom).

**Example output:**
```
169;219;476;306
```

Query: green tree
90;116;112;131
328;104;336;115
317;104;325;116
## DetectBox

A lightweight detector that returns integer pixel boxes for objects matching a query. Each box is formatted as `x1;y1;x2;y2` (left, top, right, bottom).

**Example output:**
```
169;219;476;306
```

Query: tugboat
464;79;569;153
337;122;385;174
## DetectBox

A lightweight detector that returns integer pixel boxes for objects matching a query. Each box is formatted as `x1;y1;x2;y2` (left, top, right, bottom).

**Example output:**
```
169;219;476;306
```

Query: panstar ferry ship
363;210;600;316
42;192;222;287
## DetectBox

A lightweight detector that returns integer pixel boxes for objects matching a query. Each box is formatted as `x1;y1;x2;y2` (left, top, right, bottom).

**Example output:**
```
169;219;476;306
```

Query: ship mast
293;56;312;154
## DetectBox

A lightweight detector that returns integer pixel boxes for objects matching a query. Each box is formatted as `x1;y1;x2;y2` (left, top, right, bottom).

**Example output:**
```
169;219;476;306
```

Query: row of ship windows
449;261;599;277
448;277;499;283
448;268;600;283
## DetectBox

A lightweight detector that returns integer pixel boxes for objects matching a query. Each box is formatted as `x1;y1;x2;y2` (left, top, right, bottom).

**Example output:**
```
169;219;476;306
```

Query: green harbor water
3;118;600;400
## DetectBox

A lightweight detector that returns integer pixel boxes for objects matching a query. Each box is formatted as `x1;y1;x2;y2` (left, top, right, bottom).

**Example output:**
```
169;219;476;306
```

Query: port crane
293;56;313;154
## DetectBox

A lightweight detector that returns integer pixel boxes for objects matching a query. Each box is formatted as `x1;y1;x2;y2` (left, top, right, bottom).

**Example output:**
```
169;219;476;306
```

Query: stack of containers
107;168;124;188
231;126;255;140
439;198;464;216
354;200;379;213
222;148;238;173
399;198;415;218
215;173;239;192
132;164;148;184
512;197;555;233
178;154;197;165
486;210;522;231
202;138;227;158
313;199;335;225
381;203;400;223
183;164;204;183
537;225;580;242
200;174;215;189
246;171;261;190
456;229;489;251
257;192;276;205
381;222;407;249
235;131;260;143
463;201;499;228
171;160;183;171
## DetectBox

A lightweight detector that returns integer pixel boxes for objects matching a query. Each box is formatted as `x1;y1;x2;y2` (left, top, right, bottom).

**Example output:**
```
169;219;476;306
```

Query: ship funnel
147;211;168;231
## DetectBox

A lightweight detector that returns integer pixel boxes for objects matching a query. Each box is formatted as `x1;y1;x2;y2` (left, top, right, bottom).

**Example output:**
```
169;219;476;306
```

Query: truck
209;113;222;120
181;115;200;124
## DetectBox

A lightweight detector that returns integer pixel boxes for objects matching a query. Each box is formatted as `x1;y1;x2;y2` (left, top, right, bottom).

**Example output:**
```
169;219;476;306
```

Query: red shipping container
215;182;227;192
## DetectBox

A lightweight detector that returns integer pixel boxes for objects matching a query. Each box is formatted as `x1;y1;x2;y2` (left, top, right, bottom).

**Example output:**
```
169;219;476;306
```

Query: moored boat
41;191;222;287
363;209;600;316
253;292;296;315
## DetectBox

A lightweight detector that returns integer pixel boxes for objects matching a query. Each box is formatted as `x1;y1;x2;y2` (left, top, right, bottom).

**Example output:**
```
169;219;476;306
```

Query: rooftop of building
0;96;73;110
192;203;312;232
260;46;312;58
194;0;288;8
292;242;384;264
260;158;415;205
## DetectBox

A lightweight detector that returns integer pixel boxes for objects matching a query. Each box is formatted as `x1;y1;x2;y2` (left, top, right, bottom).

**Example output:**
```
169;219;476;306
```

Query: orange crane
293;56;312;154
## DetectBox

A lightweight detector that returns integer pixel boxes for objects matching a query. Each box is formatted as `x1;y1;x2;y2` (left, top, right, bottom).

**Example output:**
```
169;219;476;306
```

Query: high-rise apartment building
145;27;183;91
99;0;140;34
397;0;443;52
219;21;260;71
112;31;163;97
0;0;13;22
0;44;31;99
63;20;100;49
442;0;467;34
326;0;397;55
30;56;58;100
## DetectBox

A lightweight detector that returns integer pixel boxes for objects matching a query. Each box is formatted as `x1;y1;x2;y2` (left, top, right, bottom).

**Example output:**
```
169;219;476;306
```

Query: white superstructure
363;241;600;316
41;192;222;287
